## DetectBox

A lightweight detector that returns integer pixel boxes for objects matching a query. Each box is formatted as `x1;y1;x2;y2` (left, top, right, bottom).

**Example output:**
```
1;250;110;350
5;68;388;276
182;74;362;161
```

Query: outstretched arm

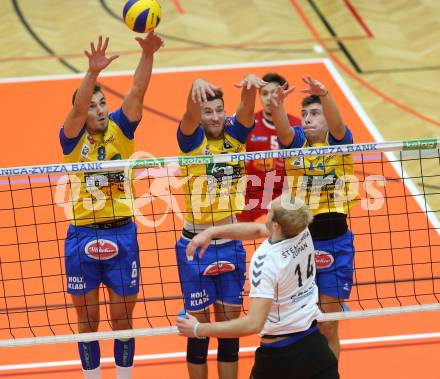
269;85;297;147
186;222;269;260
63;36;119;138
176;297;272;338
301;76;346;141
122;32;164;122
179;78;221;136
235;74;267;128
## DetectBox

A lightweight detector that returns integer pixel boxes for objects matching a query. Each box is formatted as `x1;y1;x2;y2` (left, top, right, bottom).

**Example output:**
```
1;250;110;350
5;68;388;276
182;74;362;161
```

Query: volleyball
123;0;162;33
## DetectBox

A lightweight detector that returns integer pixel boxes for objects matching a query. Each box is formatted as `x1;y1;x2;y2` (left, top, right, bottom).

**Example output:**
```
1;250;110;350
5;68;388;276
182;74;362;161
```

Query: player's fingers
206;85;216;97
300;89;312;94
201;88;208;103
84;50;91;59
97;35;103;51
186;253;194;262
285;86;296;95
102;36;109;51
108;55;120;62
258;79;268;88
90;42;96;54
190;87;197;103
186;246;195;261
195;87;202;103
197;87;204;103
198;245;209;259
234;80;244;88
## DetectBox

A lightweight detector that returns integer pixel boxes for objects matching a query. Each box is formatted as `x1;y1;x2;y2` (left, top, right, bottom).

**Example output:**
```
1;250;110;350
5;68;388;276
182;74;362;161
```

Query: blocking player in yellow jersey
176;75;266;379
59;34;163;379
269;76;357;361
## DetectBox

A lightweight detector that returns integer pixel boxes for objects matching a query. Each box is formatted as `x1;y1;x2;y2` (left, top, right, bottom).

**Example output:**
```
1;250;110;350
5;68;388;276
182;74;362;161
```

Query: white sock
116;365;133;379
82;366;100;379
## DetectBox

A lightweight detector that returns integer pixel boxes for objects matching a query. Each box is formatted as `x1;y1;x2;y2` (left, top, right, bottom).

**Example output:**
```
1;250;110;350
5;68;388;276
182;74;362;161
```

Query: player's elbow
257;225;270;239
279;134;293;148
245;316;265;335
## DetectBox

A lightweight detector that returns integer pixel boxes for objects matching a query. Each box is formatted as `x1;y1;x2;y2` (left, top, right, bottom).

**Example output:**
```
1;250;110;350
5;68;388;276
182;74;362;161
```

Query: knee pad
217;338;239;362
187;337;210;364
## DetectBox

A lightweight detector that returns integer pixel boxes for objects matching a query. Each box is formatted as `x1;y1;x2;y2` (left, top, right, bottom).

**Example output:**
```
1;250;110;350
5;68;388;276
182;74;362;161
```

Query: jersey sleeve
59;126;86;155
279;126;306;149
224;115;255;144
109;107;140;140
328;125;353;145
177;124;205;153
249;255;276;299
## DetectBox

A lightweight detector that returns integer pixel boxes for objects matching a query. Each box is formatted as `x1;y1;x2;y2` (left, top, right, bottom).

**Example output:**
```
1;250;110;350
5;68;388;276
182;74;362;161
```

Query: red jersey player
237;73;301;222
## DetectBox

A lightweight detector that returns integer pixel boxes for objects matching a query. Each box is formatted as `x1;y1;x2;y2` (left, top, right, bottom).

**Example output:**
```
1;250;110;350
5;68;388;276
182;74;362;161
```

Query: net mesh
0;139;439;347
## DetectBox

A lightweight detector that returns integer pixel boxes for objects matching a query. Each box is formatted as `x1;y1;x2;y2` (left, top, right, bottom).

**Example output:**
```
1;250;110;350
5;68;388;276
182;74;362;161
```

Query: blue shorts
176;237;246;312
314;230;355;299
64;221;140;297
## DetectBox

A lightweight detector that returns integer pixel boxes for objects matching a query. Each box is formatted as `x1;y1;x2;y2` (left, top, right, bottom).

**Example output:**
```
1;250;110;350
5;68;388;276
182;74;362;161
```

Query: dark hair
206;89;224;104
262;72;288;89
71;84;102;106
301;95;321;108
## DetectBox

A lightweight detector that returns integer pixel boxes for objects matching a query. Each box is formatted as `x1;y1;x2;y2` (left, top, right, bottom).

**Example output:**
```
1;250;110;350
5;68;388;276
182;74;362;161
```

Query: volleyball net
0;138;439;347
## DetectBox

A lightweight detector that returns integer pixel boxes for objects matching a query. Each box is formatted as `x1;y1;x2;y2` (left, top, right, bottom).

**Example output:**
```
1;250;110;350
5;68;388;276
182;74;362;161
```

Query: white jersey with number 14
249;228;321;336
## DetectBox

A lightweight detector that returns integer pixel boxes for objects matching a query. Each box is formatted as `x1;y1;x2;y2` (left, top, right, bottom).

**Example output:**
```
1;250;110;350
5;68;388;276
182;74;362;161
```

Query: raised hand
84;36;119;74
235;74;267;90
191;79;221;104
269;84;296;109
135;31;165;55
301;76;328;96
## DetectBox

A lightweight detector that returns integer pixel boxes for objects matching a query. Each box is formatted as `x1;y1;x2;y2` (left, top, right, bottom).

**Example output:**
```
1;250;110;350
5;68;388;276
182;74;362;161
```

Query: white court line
0;58;326;84
0;332;439;371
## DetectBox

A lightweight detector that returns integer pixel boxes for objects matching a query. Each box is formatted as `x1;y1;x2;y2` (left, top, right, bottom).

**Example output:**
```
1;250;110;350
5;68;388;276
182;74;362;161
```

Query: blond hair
271;195;313;238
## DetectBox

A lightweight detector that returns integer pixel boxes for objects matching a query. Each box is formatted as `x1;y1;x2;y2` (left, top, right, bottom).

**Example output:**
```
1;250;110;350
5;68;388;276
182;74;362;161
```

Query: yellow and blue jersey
177;116;253;225
59;107;139;226
282;126;357;215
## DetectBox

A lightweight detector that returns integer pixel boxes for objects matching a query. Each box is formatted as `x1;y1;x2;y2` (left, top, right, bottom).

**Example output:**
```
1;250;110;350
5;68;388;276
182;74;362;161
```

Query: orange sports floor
0;60;439;378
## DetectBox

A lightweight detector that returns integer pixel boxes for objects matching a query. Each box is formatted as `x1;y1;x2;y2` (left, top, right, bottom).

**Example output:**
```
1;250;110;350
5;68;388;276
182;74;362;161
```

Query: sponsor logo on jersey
224;139;233;149
103;135;115;145
314;250;334;269
225;117;233;126
85;239;119;260
290;157;304;168
202;145;212;156
203;261;235;276
250;135;269;142
80;144;90;159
